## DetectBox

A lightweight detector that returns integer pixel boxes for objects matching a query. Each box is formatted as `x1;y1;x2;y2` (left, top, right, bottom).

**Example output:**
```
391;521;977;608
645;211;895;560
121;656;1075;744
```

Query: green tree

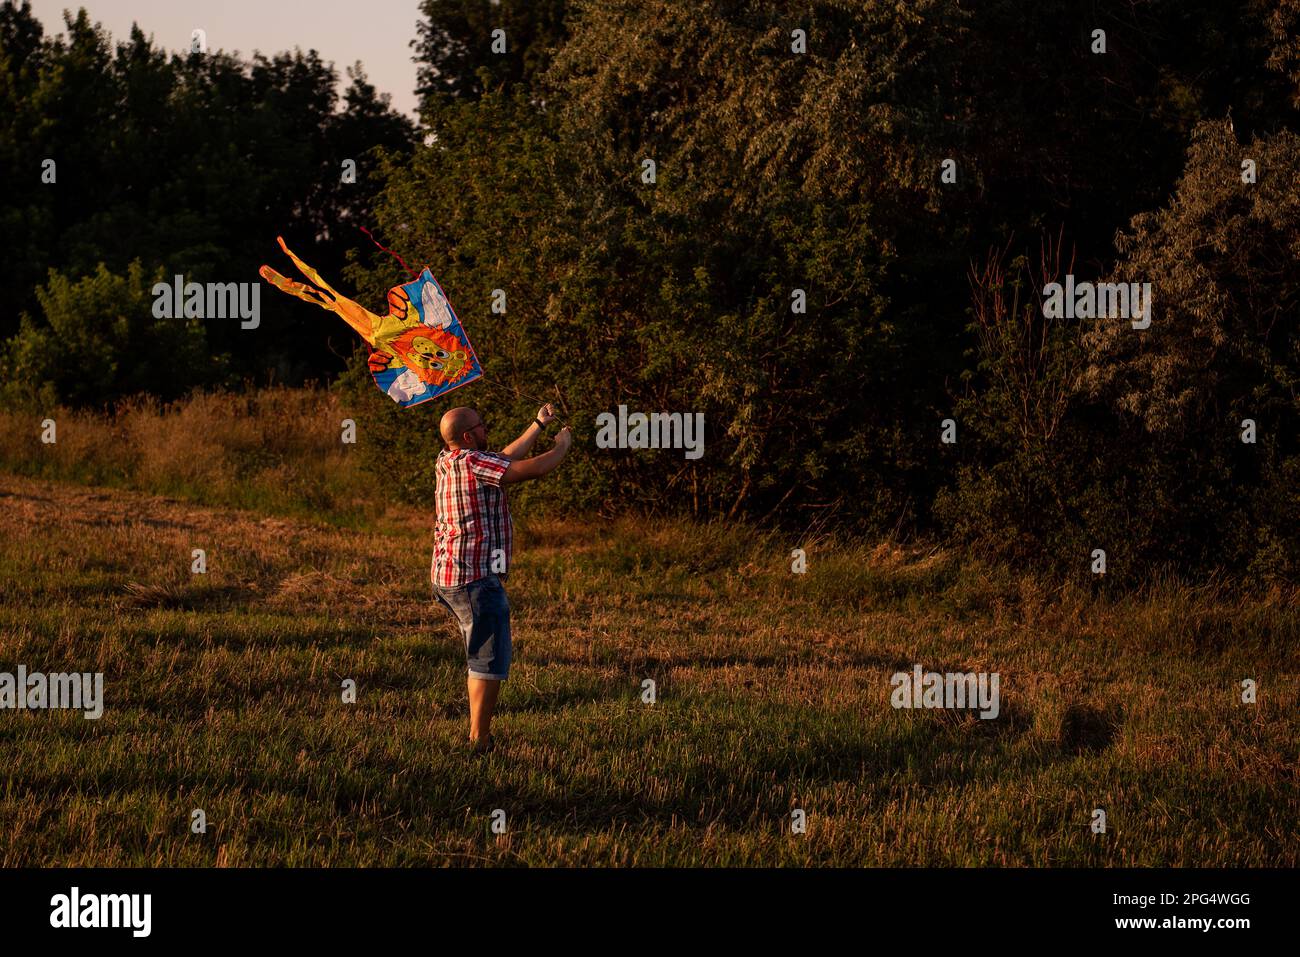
0;0;51;341
1079;119;1300;577
2;261;224;409
413;0;568;107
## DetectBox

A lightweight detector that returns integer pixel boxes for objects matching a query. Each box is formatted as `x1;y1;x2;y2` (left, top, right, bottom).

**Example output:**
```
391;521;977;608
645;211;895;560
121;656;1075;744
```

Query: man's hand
537;403;557;426
553;425;572;453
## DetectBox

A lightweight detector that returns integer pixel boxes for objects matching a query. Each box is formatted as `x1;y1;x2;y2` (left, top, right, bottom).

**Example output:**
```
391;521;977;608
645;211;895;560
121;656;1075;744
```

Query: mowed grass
0;473;1296;866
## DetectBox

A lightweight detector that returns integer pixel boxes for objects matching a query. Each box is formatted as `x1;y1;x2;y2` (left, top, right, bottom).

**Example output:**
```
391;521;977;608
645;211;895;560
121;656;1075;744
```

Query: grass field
1;458;1296;866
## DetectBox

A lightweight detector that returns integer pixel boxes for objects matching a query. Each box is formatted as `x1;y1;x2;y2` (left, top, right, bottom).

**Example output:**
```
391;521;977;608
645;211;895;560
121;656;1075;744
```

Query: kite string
476;374;572;430
360;226;420;279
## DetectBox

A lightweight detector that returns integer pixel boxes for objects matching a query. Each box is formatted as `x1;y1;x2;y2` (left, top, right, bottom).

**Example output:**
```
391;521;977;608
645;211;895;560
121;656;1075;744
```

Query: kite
259;236;483;408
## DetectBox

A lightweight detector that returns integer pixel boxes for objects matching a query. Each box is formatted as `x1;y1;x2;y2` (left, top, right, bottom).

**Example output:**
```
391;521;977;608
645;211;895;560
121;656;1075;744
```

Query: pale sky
27;0;426;119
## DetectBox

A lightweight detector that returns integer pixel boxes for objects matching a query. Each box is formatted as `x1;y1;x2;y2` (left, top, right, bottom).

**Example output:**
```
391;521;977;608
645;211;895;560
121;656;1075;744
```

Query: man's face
461;415;488;450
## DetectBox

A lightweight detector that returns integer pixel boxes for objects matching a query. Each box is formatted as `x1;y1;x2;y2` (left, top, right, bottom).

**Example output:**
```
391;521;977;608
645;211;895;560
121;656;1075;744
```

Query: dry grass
0;389;372;523
0;468;1296;866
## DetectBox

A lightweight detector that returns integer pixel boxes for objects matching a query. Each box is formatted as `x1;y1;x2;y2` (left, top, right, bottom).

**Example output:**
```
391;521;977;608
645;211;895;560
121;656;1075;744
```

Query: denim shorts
433;574;511;680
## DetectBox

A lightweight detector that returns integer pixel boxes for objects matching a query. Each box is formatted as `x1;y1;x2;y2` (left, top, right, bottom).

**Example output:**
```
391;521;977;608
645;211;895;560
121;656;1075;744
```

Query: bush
0;261;225;410
939;122;1300;581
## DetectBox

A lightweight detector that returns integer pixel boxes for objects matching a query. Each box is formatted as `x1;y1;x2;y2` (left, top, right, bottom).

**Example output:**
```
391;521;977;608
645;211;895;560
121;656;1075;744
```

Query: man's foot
469;733;495;756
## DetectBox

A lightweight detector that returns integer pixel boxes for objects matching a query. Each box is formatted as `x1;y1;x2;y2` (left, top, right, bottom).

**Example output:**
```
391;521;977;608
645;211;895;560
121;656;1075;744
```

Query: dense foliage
3;0;1297;578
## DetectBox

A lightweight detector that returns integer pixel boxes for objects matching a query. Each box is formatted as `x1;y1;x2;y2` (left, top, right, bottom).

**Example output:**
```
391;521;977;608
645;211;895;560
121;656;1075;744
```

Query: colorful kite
259;236;483;408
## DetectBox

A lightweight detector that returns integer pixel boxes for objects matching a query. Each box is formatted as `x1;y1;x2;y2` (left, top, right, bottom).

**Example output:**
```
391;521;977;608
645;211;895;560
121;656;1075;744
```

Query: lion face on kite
260;236;482;408
393;326;470;385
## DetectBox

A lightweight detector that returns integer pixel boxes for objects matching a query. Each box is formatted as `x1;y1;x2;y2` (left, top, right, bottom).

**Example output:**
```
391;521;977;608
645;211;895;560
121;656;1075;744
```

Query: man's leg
467;676;501;743
463;575;511;749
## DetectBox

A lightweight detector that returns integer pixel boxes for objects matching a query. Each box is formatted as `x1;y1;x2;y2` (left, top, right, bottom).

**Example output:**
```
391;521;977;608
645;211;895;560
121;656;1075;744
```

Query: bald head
440;406;485;449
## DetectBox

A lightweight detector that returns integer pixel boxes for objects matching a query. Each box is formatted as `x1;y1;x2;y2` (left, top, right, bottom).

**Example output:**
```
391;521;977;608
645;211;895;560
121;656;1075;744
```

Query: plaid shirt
431;448;513;587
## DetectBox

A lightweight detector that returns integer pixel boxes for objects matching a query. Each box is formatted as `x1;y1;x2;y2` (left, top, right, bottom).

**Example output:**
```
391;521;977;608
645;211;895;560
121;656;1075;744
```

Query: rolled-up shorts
433;573;511;680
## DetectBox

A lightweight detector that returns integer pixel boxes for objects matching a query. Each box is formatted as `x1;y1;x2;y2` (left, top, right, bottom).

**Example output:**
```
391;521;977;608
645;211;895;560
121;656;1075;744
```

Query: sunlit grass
0;471;1295;866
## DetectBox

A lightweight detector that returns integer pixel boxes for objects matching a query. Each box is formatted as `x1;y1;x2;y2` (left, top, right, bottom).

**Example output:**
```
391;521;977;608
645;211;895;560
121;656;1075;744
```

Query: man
431;403;572;755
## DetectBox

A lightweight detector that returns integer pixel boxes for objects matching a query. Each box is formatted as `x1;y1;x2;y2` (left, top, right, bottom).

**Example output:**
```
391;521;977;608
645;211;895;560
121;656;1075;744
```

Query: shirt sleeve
465;450;510;487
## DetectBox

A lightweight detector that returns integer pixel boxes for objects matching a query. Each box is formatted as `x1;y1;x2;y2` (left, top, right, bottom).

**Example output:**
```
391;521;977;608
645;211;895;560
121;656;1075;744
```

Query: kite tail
258;266;335;311
273;235;349;301
260;236;381;343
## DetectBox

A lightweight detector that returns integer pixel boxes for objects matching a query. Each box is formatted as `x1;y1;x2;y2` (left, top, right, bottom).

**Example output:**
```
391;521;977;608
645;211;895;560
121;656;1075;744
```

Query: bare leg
467;676;501;743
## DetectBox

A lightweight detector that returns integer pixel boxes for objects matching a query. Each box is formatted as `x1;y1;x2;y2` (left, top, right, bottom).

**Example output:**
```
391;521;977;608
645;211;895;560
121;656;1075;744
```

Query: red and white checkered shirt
431;448;513;587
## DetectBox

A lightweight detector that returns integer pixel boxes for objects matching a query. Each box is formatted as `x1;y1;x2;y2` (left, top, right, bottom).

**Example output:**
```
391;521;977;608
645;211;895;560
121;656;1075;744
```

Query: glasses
466;420;486;434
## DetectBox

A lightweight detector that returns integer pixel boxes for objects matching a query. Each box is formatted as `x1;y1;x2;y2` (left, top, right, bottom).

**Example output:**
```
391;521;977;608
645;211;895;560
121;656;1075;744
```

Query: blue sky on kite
379;270;484;409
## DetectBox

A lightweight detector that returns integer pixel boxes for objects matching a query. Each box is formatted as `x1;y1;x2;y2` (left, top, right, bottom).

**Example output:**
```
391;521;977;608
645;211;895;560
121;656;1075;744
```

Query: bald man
431;403;572;755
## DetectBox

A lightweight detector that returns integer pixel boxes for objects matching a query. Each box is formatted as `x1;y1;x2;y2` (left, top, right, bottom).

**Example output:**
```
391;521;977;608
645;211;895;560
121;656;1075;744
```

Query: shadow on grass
1056;702;1122;755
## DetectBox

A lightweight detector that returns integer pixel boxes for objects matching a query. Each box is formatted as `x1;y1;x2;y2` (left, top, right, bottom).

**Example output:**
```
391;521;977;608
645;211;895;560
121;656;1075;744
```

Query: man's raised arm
502;426;572;484
501;404;558;460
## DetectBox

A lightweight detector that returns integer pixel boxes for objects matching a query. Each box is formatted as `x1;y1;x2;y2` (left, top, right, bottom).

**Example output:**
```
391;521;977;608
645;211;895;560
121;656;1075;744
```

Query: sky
27;0;427;119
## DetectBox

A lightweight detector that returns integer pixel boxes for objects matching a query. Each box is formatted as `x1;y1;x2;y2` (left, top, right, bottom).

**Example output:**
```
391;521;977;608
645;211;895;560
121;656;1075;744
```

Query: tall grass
0;389;373;524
